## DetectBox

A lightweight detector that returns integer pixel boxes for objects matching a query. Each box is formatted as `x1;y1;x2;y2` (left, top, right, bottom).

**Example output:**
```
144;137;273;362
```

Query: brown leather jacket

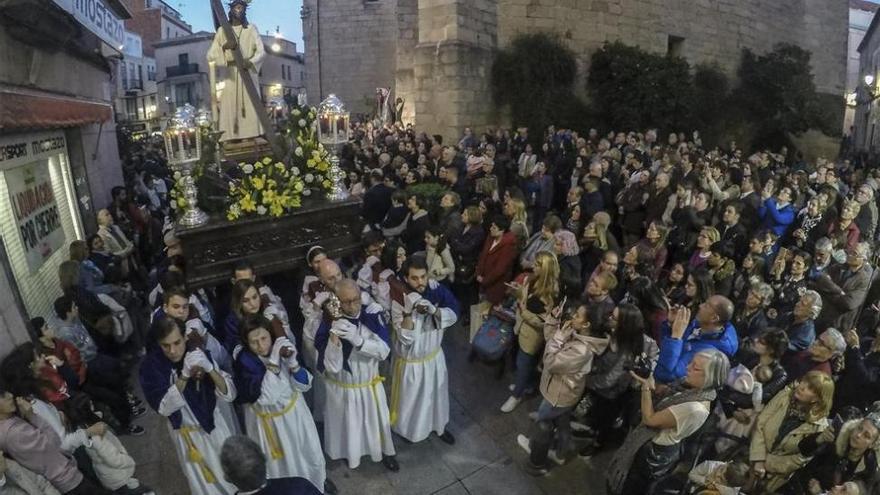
538;317;609;408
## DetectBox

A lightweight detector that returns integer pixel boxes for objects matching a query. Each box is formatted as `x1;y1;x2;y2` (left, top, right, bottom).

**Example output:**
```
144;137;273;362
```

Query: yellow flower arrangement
225;103;336;221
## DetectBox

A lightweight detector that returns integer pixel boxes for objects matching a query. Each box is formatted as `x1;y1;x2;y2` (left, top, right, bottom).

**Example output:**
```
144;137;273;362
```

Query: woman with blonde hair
579;212;620;278
689;226;720;271
749;371;834;493
501;251;560;413
504;196;530;253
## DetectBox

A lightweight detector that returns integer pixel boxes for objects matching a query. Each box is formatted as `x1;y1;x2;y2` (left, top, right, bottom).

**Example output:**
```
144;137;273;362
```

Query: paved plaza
122;321;612;495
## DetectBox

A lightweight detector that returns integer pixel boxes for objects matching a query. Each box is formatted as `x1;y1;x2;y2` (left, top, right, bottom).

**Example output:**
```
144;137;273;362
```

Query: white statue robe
157;361;238;495
242;361;326;491
207;23;265;141
321;312;396;469
389;281;457;442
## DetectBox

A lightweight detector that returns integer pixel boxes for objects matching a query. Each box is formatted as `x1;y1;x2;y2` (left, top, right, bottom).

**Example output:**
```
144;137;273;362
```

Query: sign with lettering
5;161;65;273
0;132;68;171
51;0;125;50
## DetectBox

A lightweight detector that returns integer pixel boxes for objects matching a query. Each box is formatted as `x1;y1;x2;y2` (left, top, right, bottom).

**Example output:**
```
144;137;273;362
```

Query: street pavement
121;322;613;494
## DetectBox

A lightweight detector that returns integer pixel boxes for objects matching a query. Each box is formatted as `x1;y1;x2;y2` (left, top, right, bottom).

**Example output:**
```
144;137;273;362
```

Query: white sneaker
516;434;531;454
500;396;522;413
508;383;515;392
548;449;566;466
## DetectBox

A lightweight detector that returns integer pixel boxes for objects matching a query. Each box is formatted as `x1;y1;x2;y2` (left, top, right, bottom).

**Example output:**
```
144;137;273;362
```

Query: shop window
0;134;83;320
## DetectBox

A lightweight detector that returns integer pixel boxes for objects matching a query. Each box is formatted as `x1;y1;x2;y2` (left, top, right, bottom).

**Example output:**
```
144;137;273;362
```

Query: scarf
606;384;717;494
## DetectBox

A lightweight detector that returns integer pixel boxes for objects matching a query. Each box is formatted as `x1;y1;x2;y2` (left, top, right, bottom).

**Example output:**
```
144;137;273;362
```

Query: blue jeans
529;400;573;467
513;348;539;398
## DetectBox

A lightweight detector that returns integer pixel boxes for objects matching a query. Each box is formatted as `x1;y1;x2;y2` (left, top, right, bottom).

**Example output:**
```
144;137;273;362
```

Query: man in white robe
316;280;399;471
389;256;458;444
139;318;238;495
206;0;265;142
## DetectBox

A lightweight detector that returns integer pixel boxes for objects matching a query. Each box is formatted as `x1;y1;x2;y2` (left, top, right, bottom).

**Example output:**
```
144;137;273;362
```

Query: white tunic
243;363;326;490
322;315;396;468
206;23;265;142
389;286;457;442
157;362;238;495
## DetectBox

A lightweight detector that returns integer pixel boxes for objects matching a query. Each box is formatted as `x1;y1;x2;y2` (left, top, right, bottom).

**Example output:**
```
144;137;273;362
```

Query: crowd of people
1;119;880;495
341;122;880;495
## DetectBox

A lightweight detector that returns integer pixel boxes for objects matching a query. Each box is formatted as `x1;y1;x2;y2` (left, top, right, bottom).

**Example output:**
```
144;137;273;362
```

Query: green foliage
492;35;842;152
690;63;731;148
586;42;692;133
406;182;449;219
491;33;586;144
732;43;819;148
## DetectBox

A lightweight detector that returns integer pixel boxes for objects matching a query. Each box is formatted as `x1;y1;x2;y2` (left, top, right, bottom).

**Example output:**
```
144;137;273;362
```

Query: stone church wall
304;0;847;141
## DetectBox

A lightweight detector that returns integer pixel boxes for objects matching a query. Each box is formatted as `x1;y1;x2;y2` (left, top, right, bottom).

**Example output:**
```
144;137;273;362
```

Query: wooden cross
208;0;283;159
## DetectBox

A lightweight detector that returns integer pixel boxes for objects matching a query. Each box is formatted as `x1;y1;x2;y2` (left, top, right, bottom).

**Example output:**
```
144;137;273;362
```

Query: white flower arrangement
242;163;254;174
295;147;303;157
304;173;314;183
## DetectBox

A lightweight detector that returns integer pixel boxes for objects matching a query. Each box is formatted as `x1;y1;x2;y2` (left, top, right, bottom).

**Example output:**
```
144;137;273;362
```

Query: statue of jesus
207;0;265;142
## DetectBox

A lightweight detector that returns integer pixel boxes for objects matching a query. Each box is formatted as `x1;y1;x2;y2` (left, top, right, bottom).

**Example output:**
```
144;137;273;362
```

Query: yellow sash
252;393;299;460
389;347;442;425
324;374;387;443
178;426;217;484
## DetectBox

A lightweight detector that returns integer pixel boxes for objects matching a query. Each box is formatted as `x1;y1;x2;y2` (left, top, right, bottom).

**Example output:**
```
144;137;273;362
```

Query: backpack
472;305;515;361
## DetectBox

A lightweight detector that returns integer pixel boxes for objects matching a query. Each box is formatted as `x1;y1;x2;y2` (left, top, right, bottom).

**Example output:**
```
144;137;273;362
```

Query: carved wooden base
176;197;363;289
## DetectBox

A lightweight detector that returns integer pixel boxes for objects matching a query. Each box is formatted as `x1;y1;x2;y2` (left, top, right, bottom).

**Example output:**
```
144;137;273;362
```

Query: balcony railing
166;63;199;77
123;78;144;91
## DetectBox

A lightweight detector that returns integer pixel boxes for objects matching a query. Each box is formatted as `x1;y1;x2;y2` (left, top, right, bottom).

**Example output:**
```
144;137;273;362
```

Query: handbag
455;256;476;284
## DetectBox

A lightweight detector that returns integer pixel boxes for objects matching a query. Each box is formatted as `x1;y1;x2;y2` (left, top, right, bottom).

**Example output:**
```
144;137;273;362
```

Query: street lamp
163;104;208;227
866;74;875;87
316;94;350;201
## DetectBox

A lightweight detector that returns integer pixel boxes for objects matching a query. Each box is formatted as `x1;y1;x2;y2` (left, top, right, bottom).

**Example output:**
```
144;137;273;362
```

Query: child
713;363;771;455
688;460;749;495
63;394;152;494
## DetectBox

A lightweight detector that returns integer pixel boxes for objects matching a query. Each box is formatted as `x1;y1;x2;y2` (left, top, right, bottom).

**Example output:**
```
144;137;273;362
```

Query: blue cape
139;347;218;432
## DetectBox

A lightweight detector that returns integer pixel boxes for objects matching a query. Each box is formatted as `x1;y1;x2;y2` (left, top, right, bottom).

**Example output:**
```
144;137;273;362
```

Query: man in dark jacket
221;435;325;495
835;328;880;414
361;169;394;228
811;242;873;332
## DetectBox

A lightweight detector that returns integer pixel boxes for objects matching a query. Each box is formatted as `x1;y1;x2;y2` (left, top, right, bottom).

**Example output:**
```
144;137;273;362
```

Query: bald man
300;258;344;423
654;295;739;384
315;280;399;471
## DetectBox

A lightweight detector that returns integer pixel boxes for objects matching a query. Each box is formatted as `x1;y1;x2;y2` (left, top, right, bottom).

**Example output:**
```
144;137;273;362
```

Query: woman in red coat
476;215;518;305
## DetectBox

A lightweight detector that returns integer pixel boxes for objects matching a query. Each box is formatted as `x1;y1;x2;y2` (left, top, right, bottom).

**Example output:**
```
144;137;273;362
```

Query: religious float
165;0;361;289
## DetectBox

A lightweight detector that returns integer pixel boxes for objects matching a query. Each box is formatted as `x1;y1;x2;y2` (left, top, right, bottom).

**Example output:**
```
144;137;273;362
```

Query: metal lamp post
164;105;209;228
316;94;350;201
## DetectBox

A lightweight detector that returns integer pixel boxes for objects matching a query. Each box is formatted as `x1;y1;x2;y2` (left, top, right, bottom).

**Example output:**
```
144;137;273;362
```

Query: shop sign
51;0;126;50
5;161;66;273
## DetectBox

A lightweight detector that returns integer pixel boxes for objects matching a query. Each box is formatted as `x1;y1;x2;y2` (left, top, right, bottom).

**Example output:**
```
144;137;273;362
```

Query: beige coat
515;302;547;356
539;317;609;408
749;385;828;493
426;245;455;283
